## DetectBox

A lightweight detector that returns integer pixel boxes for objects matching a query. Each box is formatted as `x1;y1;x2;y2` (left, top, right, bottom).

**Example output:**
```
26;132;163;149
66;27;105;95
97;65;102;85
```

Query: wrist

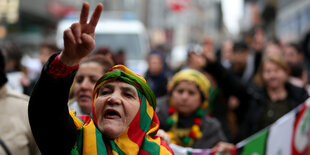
58;52;81;67
48;54;79;79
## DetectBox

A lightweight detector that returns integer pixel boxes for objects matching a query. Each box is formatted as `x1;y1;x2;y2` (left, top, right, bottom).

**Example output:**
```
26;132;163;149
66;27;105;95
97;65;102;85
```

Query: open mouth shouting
103;109;121;119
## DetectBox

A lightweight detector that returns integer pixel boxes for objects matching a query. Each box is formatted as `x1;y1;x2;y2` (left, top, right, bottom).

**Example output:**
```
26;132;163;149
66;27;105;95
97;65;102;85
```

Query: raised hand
59;2;103;66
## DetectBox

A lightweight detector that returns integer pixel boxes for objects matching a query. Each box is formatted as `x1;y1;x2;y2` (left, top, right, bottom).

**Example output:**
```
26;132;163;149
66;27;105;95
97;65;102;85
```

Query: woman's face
74;62;104;114
148;54;163;76
171;81;202;116
262;61;288;89
95;81;140;139
284;46;300;65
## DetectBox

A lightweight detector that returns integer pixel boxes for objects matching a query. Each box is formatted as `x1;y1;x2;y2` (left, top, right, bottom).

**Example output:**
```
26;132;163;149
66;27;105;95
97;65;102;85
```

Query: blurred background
0;0;309;55
1;0;310;90
0;0;309;65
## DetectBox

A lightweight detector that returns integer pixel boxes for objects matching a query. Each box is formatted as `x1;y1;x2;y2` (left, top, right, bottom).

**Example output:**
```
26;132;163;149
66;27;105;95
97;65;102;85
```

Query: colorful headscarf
167;69;211;108
70;65;173;155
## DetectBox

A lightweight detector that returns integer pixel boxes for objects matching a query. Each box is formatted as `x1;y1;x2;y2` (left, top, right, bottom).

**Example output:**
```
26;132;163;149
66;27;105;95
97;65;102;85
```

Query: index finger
89;3;103;27
80;2;90;24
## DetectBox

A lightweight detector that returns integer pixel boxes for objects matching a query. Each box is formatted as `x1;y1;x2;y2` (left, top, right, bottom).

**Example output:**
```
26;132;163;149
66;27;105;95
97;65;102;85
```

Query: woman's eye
177;89;183;94
90;77;99;84
188;91;195;95
124;93;134;98
101;90;110;95
91;79;97;84
76;77;83;84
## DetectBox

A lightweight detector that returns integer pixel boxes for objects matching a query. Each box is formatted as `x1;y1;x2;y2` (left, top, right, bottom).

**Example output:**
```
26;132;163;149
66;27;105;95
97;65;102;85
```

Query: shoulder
1;85;29;105
201;116;222;130
155;96;169;113
287;83;309;101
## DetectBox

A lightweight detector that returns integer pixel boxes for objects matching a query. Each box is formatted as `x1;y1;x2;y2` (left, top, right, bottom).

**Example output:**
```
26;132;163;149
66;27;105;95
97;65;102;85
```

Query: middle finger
89;3;103;28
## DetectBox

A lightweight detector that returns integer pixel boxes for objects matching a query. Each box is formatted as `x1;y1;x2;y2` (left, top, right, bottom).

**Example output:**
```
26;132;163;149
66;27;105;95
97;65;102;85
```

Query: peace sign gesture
59;2;103;66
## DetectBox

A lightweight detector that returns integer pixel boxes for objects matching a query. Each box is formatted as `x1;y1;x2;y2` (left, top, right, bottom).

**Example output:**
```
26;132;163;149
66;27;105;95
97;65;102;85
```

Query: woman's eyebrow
100;83;113;91
122;86;137;95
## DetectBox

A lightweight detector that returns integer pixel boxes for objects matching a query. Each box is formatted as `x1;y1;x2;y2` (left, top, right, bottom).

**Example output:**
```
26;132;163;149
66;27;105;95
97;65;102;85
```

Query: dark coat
241;83;309;138
204;61;309;139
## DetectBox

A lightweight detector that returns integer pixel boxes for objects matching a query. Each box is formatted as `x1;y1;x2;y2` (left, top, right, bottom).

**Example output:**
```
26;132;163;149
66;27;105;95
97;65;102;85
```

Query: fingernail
78;39;82;44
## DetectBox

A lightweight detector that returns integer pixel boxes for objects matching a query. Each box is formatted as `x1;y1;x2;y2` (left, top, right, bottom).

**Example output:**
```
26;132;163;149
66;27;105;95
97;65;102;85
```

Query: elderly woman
156;69;233;151
28;2;173;155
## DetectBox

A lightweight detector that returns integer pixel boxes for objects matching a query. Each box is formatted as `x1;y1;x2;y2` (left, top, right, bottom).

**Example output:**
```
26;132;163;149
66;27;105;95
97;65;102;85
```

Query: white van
56;16;150;75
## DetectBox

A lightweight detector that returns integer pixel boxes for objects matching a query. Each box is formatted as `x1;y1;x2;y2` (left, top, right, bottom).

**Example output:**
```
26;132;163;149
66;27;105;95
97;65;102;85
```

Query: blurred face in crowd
94;81;140;139
253;28;265;51
39;47;56;65
221;40;233;61
148;54;164;76
188;52;206;70
264;43;283;58
231;50;249;74
262;60;288;89
74;62;104;114
284;46;302;65
171;80;202;116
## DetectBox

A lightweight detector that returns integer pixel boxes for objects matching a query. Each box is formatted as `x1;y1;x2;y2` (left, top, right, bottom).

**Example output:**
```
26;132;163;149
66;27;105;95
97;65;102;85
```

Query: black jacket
28;54;77;155
204;61;309;139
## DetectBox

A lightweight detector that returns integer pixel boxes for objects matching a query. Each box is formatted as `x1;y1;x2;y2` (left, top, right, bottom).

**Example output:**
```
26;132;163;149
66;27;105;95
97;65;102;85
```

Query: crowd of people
1;1;310;154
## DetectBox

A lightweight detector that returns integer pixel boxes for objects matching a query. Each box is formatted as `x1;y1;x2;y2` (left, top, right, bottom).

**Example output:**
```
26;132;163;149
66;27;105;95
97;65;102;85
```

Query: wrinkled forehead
98;80;138;94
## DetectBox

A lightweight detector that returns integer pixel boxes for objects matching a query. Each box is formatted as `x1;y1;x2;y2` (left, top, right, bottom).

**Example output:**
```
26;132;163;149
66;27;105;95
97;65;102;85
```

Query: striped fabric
70;65;174;155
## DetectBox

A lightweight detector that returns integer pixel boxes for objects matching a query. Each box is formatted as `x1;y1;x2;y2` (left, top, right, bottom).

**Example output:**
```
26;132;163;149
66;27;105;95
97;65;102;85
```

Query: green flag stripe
110;140;126;155
241;129;268;155
139;92;152;132
140;135;160;155
95;128;107;154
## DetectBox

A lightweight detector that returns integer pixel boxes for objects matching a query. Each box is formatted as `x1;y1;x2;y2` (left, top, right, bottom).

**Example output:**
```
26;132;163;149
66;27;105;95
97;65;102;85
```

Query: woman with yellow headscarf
28;2;173;155
156;69;232;150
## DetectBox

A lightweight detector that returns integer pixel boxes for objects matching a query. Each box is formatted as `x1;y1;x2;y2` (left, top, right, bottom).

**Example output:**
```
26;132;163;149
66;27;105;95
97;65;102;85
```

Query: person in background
219;40;234;69
1;43;28;94
93;46;115;64
156;69;233;152
263;39;283;58
28;2;173;154
202;42;309;140
283;42;309;93
68;54;114;116
0;49;39;155
144;50;169;98
242;55;309;135
113;49;126;65
230;41;255;84
23;42;59;95
38;42;60;67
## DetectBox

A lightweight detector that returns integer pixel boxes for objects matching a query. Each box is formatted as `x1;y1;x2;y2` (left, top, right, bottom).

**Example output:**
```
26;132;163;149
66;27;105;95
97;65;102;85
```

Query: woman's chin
99;122;124;139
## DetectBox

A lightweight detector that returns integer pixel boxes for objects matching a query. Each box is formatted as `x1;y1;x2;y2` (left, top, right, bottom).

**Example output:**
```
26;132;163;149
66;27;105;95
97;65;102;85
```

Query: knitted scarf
70;65;173;155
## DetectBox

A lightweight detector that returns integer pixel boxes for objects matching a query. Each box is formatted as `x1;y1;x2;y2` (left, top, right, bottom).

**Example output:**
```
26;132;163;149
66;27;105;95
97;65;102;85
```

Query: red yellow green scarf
70;65;173;155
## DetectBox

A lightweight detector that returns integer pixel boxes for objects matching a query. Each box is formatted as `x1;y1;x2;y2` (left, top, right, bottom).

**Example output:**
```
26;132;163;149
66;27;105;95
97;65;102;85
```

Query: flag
292;99;310;155
266;109;296;155
240;129;268;155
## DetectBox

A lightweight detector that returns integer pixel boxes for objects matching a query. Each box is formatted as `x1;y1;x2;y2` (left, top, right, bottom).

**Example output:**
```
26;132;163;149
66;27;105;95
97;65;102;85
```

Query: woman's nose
81;79;93;89
107;92;122;105
181;92;189;99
